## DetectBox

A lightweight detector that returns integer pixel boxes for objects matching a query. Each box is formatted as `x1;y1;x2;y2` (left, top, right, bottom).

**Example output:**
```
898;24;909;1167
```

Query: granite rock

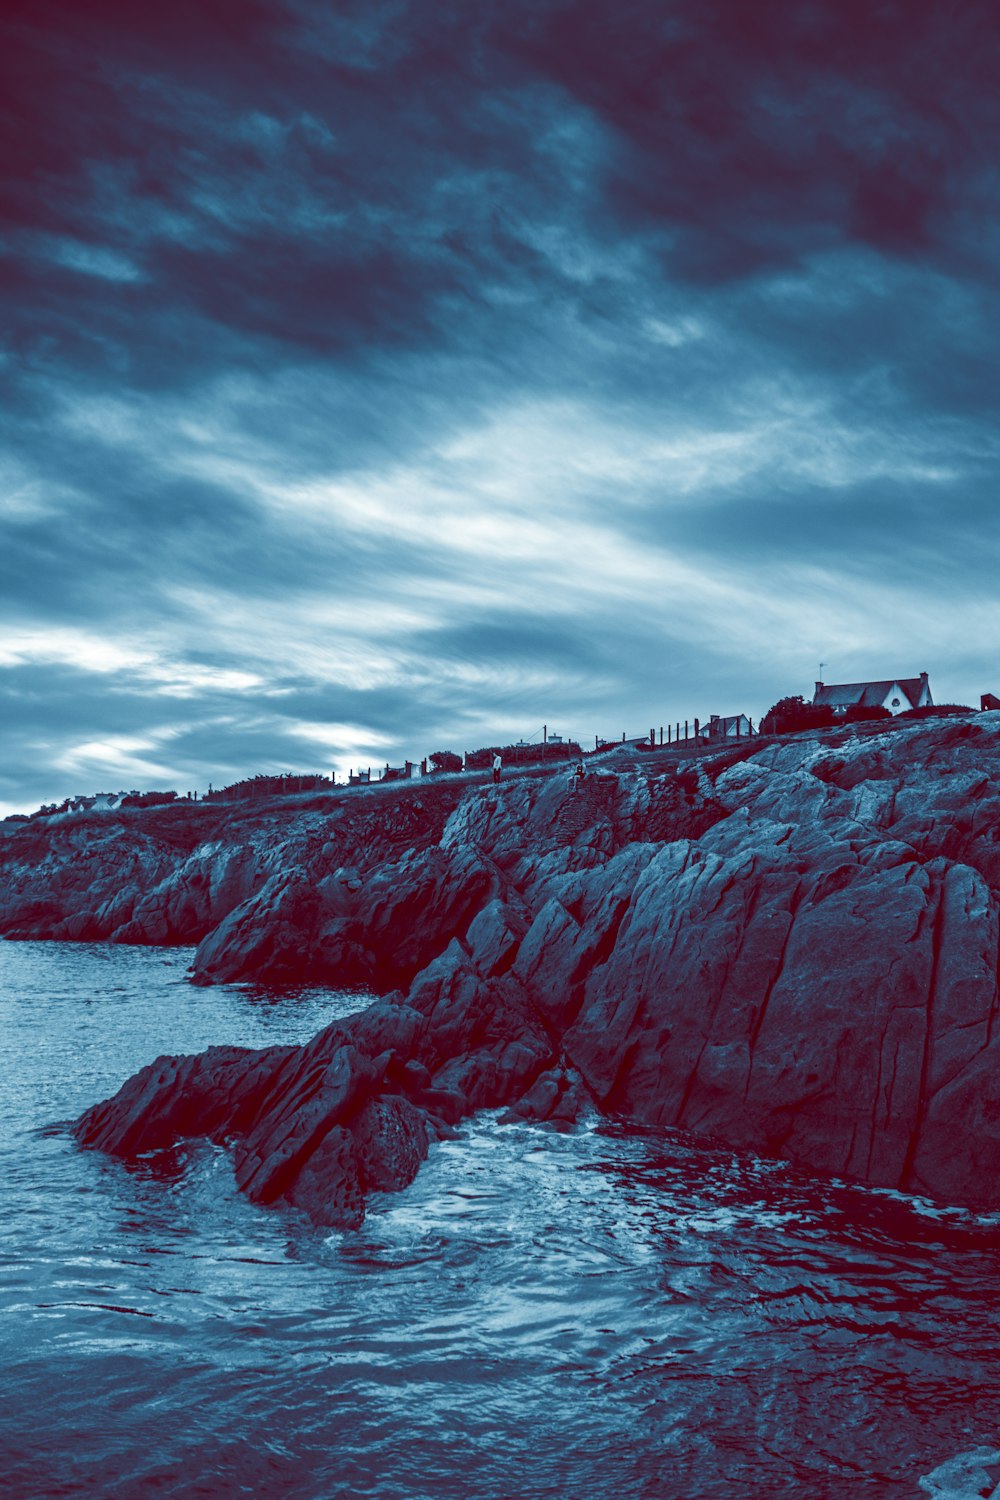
58;715;1000;1221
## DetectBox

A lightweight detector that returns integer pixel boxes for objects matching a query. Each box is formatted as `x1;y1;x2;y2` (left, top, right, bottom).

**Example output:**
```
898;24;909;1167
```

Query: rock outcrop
0;784;469;961
60;714;1000;1220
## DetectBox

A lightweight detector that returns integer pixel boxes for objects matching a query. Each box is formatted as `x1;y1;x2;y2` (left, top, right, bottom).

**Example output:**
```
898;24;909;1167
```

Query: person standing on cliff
492;753;502;785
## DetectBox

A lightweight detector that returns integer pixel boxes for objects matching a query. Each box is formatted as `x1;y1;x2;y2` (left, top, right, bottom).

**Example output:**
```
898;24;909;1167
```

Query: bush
120;789;179;808
428;750;463;774
898;704;974;719
465;745;502;771
760;696;836;736
466;741;582;770
841;705;892;724
205;774;331;802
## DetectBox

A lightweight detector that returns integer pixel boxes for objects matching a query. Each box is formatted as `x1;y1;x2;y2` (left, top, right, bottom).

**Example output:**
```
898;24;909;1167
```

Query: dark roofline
815;671;929;692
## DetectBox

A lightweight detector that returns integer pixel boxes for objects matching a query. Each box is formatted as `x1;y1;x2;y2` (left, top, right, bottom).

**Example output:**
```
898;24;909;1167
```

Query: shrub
841;705;892;724
760;696;836;735
120;789;179;808
465;745;501;771
428;750;463;774
898;704;974;719
466;741;582;769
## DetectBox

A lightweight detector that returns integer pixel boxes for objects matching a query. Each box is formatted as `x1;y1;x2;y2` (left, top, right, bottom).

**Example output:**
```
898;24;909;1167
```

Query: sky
2;0;999;812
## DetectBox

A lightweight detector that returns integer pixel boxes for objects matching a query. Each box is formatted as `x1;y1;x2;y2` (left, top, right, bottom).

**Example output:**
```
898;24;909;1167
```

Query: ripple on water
2;941;1000;1498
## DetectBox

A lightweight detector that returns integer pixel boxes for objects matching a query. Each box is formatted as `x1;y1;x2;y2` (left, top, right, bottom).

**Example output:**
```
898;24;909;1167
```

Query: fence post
685;720;688;741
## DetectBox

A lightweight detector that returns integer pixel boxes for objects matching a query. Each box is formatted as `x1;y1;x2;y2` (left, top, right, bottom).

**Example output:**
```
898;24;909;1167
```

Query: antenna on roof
819;661;828;681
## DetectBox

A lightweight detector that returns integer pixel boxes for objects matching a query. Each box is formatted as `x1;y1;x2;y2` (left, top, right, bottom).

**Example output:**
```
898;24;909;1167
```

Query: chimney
814;680;824;696
920;671;928;683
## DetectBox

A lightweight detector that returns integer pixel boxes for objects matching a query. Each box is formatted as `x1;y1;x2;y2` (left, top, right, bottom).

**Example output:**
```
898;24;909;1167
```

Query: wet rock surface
41;717;1000;1220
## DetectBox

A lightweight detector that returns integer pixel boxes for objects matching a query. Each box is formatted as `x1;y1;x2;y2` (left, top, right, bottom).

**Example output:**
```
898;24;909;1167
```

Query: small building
382;760;422;783
813;672;932;717
62;791;124;815
700;713;753;741
514;730;563;749
982;693;1000;712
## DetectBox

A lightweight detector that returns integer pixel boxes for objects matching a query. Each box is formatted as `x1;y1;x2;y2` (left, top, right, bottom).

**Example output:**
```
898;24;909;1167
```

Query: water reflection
232;977;378;1016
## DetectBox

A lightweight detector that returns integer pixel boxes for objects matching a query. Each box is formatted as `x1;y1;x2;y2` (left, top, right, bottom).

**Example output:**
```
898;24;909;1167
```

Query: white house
699;713;753;741
64;791;125;814
813;672;933;716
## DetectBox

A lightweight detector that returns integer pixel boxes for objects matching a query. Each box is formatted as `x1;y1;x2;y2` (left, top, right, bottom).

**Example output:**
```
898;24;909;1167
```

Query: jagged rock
502;1065;590;1127
47;715;1000;1219
0;783;468;954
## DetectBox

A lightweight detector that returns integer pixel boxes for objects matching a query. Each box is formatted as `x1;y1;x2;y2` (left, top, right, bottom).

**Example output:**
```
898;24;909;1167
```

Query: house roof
814;678;925;708
700;713;751;736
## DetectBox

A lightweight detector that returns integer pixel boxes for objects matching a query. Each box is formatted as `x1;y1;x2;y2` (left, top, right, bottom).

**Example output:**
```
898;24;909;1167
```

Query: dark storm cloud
5;0;1000;369
2;0;999;812
1;0;579;400
507;0;1000;276
5;0;995;424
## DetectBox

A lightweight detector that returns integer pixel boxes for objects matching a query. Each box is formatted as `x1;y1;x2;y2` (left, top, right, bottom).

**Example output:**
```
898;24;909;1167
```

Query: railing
186;717;759;806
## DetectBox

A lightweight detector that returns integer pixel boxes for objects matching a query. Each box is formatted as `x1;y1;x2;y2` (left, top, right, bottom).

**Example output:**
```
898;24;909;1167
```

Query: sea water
1;940;998;1499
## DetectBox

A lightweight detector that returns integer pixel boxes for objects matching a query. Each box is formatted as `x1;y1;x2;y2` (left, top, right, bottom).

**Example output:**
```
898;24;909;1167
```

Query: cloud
55;728;185;786
0;0;997;812
506;0;1000;275
0;629;149;674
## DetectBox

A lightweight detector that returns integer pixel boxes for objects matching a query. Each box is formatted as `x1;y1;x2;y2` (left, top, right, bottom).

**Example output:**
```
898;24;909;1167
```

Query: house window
891;698;900;707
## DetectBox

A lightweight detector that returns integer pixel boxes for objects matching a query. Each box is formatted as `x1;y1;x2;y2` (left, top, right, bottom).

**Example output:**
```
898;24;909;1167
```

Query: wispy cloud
55;727;184;787
0;0;998;810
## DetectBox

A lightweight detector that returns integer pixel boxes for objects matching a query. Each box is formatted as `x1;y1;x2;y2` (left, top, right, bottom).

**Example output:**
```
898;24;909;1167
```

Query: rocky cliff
18;716;1000;1222
0;783;469;961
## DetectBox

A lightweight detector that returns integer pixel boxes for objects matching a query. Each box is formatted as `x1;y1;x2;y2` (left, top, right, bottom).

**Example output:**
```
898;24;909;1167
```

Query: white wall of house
880;682;912;715
880;676;932;714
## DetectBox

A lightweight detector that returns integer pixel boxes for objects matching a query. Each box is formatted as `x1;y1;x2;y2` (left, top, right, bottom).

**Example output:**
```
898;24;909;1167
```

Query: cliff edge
26;715;1000;1221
